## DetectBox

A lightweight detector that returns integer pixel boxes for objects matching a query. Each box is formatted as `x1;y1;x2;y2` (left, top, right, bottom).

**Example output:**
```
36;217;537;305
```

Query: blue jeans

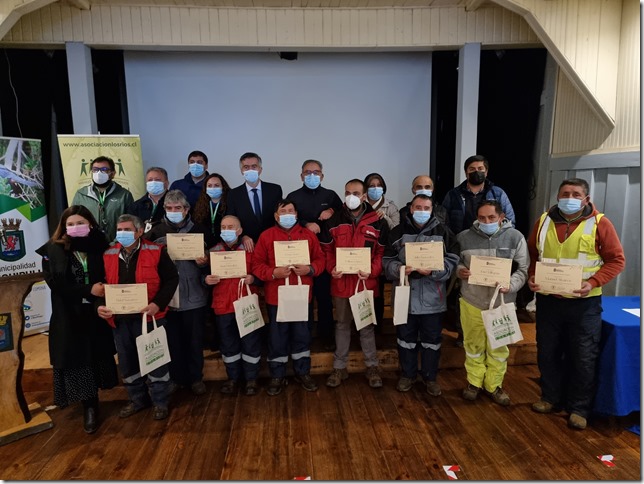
112;316;170;409
535;294;603;418
396;313;443;381
166;307;206;386
216;312;262;381
266;304;312;378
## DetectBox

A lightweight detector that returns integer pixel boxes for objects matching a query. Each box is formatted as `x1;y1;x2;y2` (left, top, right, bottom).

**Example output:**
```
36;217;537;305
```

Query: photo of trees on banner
0;137;51;335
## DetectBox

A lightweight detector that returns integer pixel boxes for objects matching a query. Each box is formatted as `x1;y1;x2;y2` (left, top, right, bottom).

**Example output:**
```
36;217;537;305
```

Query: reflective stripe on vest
536;213;604;298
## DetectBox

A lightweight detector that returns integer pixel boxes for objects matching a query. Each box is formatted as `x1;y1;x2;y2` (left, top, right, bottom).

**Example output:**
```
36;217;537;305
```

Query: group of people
38;150;625;435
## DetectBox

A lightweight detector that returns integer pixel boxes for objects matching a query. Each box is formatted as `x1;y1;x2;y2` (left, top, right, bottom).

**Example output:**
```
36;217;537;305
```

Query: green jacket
71;182;134;242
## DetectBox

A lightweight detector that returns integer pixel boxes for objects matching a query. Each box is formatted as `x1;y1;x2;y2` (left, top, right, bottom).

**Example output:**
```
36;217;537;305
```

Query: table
593;296;640;416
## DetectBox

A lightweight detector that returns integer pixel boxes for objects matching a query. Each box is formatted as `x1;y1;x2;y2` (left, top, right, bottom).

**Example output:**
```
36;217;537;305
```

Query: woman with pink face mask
36;205;118;434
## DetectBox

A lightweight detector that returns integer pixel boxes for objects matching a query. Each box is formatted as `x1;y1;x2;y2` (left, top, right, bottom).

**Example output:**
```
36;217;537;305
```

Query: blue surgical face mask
416;189;433;198
479;221;500;236
279;214;297;229
304;174;321;190
412;210;431;225
243;169;259;184
558;197;583;215
166;211;185;224
368;187;384;200
116;230;136;247
220;229;238;243
189;163;205;178
207;187;223;199
146;180;165;196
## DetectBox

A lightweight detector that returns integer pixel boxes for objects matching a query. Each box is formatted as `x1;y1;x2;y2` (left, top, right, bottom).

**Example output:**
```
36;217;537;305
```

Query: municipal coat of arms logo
0;218;26;262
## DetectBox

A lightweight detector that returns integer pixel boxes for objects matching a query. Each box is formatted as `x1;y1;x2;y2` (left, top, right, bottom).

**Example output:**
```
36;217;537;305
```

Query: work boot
365;366;383;388
568;413;587;430
244;380;259;396
426;380;442;396
221;379;239;394
152;406;169;420
118;401;150;419
489;387;511;406
191;381;207;396
294;374;319;392
396;377;414;392
532;400;555;413
267;378;288;396
462;384;480;401
326;368;349;388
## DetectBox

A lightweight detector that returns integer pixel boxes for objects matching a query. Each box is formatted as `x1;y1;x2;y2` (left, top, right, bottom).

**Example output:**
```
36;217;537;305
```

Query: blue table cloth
593;296;640;416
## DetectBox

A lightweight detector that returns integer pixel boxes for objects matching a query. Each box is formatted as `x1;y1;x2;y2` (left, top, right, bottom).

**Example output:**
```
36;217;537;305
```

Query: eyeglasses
303;170;322;176
91;167;112;173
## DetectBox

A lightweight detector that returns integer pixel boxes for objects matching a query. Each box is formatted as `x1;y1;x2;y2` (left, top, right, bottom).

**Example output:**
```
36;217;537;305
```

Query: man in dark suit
225;152;283;251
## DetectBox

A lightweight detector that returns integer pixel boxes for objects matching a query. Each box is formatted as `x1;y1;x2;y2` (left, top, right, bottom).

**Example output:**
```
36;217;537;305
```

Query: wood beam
66;0;90;10
465;0;485;11
0;0;57;41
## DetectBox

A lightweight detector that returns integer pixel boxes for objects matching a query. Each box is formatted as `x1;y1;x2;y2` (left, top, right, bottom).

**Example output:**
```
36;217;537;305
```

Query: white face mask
345;194;362;210
92;171;110;185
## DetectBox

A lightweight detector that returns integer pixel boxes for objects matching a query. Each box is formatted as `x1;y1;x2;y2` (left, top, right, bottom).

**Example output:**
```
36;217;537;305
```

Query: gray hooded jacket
456;219;529;310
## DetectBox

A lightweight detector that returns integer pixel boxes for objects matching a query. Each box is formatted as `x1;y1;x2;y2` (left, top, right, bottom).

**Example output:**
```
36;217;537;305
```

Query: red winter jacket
251;224;326;306
320;203;389;298
209;241;258;315
103;241;167;325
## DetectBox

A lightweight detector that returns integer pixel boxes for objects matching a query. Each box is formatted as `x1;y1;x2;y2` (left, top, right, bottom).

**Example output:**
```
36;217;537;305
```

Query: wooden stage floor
3;365;640;480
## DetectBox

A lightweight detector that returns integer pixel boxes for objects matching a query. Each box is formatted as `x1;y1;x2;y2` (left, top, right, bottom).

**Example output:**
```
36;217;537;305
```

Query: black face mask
467;171;486;185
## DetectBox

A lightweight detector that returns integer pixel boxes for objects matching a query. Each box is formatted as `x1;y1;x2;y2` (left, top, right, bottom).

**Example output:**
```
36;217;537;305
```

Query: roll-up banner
57;134;146;204
0;137;51;336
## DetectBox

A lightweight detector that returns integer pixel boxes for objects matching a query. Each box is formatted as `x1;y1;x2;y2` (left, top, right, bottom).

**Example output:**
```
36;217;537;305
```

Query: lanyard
74;251;89;284
97;190;107;206
210;201;220;233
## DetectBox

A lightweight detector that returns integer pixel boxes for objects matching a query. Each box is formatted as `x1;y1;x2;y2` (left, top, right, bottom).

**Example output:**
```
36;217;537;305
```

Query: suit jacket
225;180;283;241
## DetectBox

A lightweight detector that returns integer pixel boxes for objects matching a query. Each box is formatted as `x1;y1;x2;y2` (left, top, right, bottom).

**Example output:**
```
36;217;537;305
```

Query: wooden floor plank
3;365;639;481
307;383;358;480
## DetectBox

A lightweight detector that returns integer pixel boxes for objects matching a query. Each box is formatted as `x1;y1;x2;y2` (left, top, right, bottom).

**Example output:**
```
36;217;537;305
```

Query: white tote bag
392;265;410;326
276;274;310;322
136;314;171;376
482;285;524;350
233;279;265;337
349;279;377;331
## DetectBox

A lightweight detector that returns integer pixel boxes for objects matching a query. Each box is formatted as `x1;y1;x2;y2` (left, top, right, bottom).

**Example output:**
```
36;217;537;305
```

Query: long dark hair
193;173;231;225
51;205;100;250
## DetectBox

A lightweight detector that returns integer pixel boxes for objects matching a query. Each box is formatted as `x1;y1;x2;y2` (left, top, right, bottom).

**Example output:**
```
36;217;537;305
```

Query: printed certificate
274;240;310;266
535;262;584;296
405;241;444;271
105;283;148;314
336;247;371;274
166;233;205;260
210;251;247;278
468;255;512;288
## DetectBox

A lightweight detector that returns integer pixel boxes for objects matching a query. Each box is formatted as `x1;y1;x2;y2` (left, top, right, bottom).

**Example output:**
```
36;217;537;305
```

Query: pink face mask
66;224;91;238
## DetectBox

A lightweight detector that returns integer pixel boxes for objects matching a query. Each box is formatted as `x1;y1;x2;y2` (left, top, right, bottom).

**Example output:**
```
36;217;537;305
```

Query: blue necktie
251;188;261;218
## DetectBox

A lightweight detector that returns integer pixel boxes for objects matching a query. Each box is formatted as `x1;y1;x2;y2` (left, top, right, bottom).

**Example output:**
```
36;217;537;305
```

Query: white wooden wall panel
508;0;620;121
552;0;639;155
2;4;541;48
599;0;640;152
